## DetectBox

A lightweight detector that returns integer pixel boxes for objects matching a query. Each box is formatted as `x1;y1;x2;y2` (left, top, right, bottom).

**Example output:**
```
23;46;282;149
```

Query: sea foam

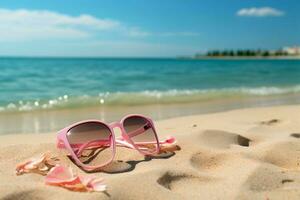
1;85;300;113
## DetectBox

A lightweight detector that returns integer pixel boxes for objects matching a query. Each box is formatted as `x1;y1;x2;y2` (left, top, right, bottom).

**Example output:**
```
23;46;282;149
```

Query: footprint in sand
240;165;300;196
198;130;251;149
190;151;229;171
263;141;300;170
245;166;290;192
157;171;216;198
237;140;300;196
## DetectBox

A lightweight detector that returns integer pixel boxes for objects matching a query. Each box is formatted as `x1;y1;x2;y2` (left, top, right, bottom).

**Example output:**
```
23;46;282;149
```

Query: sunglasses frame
57;114;160;171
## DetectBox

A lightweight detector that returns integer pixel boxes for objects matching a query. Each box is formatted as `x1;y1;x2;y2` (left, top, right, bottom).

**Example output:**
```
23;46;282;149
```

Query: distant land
179;46;300;60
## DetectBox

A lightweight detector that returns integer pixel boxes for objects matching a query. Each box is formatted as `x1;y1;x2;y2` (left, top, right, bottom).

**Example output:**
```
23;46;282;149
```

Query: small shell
16;152;58;175
45;165;106;192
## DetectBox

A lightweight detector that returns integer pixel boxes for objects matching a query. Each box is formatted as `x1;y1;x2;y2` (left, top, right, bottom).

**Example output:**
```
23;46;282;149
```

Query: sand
1;105;300;199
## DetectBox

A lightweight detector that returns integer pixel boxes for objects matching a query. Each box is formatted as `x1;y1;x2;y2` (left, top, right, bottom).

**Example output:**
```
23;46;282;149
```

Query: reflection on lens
67;122;113;167
123;116;158;154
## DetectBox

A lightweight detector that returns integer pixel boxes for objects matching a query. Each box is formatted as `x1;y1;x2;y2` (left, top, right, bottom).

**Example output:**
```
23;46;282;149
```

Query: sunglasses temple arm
115;137;176;151
116;136;176;146
74;136;167;156
126;122;151;138
75;139;112;157
57;138;111;153
76;139;137;151
125;123;176;145
57;135;176;154
115;139;136;149
60;138;150;155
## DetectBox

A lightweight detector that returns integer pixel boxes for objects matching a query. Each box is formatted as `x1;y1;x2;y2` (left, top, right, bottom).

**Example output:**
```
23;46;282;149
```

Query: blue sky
0;0;299;57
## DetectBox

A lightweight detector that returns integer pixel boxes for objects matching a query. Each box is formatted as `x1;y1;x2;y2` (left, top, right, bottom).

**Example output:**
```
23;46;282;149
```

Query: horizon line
0;55;178;59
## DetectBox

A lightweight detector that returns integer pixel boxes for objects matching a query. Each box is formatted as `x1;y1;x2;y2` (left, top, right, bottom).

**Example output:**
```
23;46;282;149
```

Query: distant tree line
195;49;289;58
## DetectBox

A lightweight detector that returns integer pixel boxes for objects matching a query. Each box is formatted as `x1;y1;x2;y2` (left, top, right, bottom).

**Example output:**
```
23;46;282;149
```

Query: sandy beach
1;105;300;199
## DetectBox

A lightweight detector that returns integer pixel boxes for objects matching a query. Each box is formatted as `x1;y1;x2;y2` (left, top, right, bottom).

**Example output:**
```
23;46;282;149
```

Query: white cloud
0;8;201;57
237;7;285;17
0;8;199;41
0;8;121;41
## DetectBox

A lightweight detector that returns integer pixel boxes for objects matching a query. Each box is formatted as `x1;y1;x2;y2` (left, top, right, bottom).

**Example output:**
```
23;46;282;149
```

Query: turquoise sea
1;58;300;113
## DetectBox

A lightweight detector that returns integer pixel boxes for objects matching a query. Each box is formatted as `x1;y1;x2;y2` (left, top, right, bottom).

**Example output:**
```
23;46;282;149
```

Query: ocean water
1;57;300;113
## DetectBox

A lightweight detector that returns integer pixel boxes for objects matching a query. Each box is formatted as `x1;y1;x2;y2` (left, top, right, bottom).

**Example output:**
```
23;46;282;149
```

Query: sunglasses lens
123;116;158;154
66;122;114;167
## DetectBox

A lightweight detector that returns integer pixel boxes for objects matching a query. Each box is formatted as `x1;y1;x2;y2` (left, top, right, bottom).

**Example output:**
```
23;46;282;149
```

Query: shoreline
2;105;300;199
1;92;300;135
0;104;298;144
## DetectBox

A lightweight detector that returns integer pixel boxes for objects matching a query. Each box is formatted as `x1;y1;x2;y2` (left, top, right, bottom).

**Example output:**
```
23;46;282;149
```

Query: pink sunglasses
57;114;170;171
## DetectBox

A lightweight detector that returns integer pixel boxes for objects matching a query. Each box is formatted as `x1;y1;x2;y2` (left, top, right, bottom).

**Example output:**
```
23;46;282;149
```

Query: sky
0;0;299;57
